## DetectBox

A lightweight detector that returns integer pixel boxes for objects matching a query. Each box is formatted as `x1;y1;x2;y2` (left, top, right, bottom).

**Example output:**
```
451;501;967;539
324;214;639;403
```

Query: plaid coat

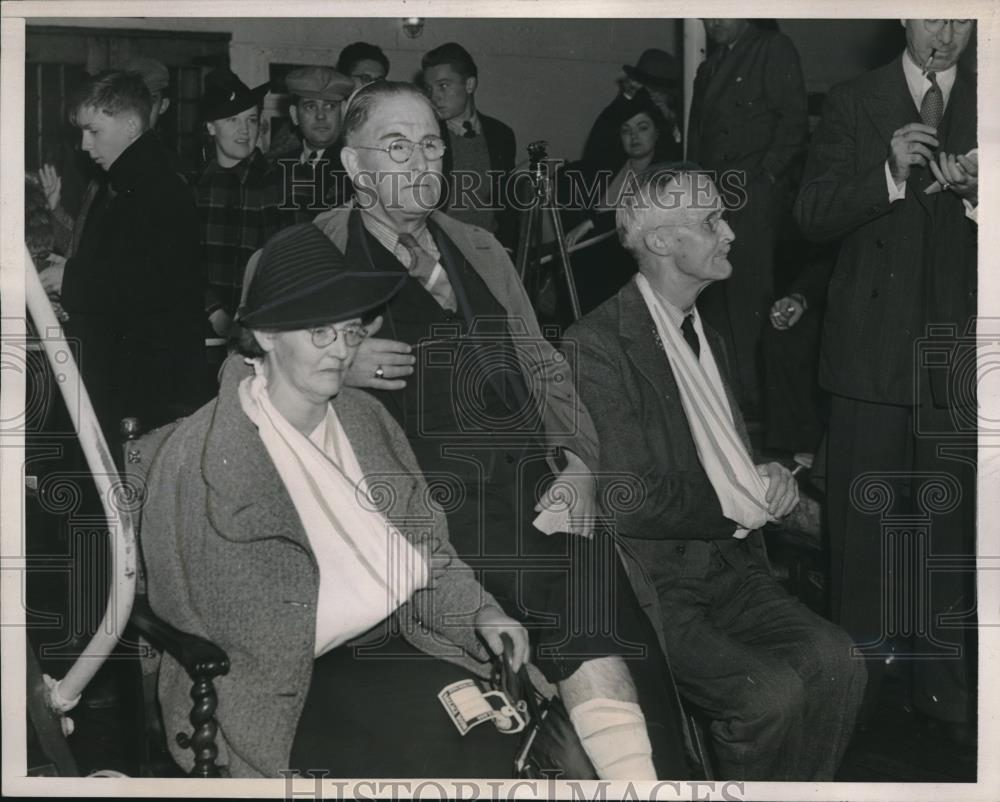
196;148;291;316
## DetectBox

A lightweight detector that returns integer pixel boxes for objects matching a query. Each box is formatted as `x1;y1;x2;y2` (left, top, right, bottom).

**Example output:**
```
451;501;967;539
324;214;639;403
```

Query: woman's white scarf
238;362;428;655
635;274;770;534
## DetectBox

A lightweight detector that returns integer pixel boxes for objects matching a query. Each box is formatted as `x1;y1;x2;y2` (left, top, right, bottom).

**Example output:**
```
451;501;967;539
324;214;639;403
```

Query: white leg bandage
568;697;657;780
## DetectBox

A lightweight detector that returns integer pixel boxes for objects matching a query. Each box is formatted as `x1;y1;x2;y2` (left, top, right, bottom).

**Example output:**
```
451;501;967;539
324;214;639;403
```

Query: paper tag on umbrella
437;680;526;735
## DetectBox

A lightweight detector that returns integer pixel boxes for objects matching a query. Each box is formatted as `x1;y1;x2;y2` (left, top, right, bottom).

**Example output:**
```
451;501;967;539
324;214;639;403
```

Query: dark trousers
432;441;689;777
826;393;977;724
762;310;826;454
622;537;866;780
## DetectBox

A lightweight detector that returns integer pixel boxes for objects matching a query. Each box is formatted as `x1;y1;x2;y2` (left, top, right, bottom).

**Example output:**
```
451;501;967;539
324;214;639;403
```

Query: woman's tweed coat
141;355;502;777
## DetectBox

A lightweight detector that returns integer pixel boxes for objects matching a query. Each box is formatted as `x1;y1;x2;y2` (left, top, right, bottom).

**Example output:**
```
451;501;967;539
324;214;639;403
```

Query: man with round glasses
795;18;977;744
306;80;690;779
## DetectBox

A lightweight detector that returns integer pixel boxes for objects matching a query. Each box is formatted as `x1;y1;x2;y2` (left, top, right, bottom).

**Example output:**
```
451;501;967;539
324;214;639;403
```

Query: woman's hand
476;606;530;671
564;219;595;249
38;164;62;211
39;255;66;296
343;315;415;390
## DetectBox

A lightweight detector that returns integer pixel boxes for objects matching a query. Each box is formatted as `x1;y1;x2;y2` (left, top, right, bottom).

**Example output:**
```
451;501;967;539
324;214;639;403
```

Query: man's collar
301;145;326;163
902;48;957;91
445;109;481;137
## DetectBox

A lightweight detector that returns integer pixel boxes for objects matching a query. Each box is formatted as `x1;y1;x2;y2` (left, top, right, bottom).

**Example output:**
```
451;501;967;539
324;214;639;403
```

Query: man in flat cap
197;67;287;338
271;65;355;223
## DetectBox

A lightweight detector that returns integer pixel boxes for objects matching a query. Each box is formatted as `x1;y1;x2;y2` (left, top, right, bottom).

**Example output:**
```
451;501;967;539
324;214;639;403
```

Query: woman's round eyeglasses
308;324;368;348
353;136;447;164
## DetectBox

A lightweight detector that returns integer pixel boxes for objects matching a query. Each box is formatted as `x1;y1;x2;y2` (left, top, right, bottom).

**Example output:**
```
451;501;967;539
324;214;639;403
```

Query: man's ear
158;97;171;115
643;227;673;257
125;112;145;140
340;144;360;180
206;121;218;138
465;75;478;96
289;104;300;128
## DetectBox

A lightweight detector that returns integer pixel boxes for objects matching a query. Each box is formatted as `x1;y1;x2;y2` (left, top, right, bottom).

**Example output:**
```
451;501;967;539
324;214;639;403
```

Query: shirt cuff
885;161;906;202
963;199;978;224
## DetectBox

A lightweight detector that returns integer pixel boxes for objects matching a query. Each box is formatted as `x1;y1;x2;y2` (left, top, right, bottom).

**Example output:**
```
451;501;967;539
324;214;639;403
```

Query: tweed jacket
794;56;977;406
312;206;601;472
564;279;769;583
141;355;504;778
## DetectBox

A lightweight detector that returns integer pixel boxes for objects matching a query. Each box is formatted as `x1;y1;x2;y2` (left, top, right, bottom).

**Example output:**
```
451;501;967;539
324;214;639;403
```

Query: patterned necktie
396;232;457;312
681;314;701;360
462;121;476;139
920;72;944;128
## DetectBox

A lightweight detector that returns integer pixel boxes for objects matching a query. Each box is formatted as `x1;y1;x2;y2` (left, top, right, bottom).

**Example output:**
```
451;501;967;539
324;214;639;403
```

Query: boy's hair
336;42;390;76
69;70;152;130
421;42;478;80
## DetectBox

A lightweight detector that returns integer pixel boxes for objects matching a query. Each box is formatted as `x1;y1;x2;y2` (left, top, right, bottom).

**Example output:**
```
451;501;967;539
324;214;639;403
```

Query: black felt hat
200;68;270;122
623;49;680;90
237;224;407;331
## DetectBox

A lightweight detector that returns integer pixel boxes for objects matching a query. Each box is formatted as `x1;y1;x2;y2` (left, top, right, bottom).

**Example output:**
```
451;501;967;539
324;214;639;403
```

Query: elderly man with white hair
565;164;866;780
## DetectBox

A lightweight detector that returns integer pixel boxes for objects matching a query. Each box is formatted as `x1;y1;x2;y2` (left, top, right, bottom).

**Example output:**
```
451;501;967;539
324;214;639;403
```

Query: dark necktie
681;314;700;360
396;232;457;311
921;72;944;128
462;121;476;139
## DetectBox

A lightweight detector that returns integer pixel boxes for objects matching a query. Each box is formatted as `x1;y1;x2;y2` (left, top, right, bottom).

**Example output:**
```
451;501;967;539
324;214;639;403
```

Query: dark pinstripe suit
795;55;977;724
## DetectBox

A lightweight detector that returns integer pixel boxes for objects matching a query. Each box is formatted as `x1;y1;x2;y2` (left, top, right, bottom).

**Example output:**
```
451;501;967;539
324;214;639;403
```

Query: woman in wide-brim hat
141;223;529;778
562;89;682;314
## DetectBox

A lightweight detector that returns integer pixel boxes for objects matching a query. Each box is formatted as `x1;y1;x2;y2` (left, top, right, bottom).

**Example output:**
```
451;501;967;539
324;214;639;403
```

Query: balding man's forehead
650;174;721;213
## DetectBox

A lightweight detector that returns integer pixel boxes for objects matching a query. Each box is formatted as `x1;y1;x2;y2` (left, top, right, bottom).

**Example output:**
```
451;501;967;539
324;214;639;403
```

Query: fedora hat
237;224;407;331
623;49;680;90
200;68;269;122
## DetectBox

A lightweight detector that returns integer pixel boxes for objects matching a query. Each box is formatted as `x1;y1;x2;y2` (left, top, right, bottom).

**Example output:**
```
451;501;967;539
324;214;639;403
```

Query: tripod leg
515;203;537;284
547;204;583;322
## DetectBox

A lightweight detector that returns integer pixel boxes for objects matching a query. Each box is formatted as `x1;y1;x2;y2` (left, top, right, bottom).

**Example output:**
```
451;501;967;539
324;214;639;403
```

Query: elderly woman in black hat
197;67;290;339
142;223;530;778
563;88;682;314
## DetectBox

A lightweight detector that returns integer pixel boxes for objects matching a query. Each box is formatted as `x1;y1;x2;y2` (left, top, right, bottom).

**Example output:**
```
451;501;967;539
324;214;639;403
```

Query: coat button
876;239;885;249
675;543;687;555
871;290;880;299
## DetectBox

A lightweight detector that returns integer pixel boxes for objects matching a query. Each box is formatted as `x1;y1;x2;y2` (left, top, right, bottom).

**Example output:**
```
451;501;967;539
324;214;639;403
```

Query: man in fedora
196;67;286;337
581;48;682;179
269;65;355;222
421;42;518;250
688;19;808;420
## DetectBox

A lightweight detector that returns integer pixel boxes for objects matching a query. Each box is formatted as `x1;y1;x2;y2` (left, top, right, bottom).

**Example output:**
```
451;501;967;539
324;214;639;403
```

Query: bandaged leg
559;657;656;780
569;698;656;780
